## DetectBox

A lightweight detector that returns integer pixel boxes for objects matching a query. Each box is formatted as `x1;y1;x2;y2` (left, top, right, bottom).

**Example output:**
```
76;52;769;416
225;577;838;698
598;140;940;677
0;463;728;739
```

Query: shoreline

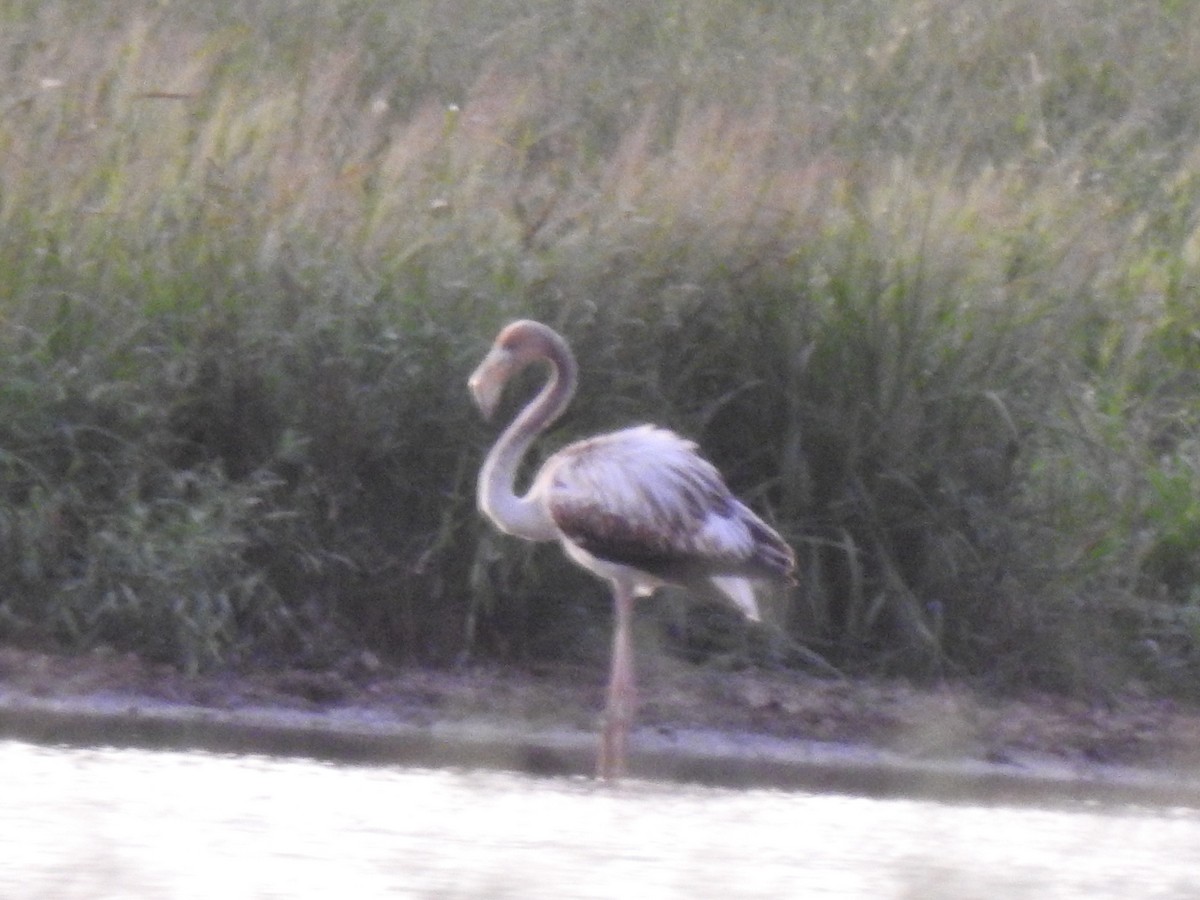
2;647;1200;806
3;688;1200;808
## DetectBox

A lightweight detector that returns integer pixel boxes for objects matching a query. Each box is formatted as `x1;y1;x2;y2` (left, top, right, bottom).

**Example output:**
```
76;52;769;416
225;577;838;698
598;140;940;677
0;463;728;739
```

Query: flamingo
468;320;796;779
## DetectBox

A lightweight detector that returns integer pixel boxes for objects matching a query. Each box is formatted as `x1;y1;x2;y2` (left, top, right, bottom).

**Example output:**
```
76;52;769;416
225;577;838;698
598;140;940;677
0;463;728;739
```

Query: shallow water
2;739;1198;899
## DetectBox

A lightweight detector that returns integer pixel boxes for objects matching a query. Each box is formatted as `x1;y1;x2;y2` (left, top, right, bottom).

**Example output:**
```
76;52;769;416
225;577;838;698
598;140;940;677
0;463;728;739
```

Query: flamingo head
468;345;514;421
469;319;574;421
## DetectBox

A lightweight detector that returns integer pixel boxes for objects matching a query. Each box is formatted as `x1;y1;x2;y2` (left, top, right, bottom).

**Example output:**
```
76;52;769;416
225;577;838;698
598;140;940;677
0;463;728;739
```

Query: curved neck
478;336;577;542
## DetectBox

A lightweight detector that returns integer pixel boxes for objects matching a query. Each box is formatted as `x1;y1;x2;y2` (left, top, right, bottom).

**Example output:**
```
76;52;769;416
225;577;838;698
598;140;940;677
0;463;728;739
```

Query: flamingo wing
539;426;795;591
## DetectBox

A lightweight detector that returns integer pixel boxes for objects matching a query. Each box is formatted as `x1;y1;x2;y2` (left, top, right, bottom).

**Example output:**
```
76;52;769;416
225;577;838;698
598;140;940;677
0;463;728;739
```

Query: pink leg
598;581;636;779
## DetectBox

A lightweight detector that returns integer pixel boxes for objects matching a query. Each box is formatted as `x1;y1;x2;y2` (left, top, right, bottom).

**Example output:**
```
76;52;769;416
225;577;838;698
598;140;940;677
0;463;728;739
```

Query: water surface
2;739;1197;898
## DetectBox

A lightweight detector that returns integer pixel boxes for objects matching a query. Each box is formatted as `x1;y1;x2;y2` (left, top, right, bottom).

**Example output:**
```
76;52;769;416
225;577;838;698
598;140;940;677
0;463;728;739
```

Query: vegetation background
2;0;1200;702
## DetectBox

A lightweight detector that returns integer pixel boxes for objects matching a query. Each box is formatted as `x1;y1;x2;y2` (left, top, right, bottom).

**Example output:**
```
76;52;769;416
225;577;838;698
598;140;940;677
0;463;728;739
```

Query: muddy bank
2;646;1199;805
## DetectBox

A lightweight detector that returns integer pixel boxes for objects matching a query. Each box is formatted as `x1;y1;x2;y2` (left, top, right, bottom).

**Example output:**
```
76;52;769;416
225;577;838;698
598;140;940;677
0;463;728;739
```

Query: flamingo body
540;424;792;616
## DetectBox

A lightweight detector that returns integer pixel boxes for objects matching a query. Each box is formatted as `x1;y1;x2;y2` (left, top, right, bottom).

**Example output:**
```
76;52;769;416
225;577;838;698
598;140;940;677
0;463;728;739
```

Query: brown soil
3;645;1200;775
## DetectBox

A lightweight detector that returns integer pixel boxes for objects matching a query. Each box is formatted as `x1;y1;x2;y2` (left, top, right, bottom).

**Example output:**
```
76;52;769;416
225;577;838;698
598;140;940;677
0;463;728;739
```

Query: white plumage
469;320;795;778
538;425;786;613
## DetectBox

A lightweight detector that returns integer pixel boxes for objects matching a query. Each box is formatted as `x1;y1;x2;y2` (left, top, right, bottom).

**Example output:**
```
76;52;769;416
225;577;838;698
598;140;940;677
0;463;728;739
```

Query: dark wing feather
538;425;794;585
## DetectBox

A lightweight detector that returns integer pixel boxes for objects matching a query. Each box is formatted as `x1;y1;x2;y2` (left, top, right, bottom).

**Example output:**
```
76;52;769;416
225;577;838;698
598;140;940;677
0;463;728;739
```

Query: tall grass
2;0;1200;696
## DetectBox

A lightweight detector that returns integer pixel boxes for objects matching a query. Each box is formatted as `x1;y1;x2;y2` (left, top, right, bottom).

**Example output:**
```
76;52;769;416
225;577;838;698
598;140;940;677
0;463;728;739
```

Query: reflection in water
1;739;1198;899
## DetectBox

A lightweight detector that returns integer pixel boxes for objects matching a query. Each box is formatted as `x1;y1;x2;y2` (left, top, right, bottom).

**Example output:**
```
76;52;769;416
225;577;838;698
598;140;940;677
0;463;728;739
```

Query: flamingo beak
468;347;513;421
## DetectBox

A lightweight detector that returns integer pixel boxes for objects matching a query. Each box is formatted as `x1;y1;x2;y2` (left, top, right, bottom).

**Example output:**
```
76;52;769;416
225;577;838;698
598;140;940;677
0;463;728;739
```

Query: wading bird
469;320;795;779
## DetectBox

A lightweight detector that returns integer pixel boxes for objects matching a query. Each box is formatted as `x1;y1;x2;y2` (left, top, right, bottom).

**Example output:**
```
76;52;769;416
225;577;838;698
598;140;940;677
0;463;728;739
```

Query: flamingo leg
598;580;636;779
